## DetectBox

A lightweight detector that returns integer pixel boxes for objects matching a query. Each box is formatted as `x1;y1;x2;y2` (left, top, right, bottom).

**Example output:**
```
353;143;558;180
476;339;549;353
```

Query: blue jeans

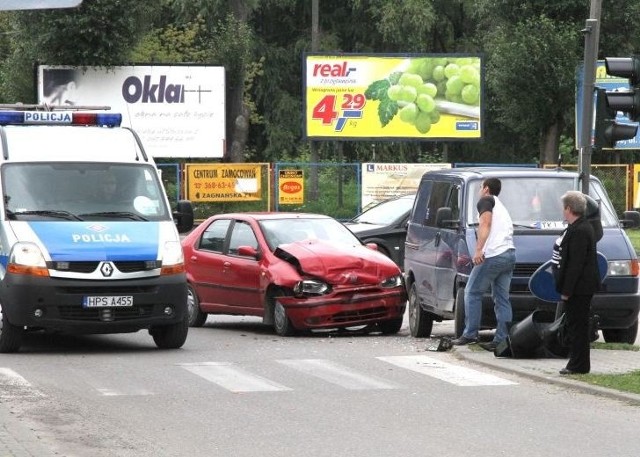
463;248;516;342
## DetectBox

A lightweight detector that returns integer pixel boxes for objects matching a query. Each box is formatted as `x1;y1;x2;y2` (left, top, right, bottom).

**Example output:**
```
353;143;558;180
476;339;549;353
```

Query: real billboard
304;53;483;141
37;65;225;158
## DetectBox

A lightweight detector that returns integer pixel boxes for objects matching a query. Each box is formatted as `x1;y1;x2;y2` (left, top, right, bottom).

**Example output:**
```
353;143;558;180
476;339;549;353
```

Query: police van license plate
83;296;133;308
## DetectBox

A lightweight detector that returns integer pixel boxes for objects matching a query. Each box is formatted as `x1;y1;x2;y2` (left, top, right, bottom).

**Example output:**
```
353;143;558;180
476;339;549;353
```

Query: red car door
220;220;264;311
187;218;231;308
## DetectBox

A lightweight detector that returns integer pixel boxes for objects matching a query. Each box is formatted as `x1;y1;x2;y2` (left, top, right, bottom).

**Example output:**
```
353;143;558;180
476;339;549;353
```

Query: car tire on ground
378;317;403;334
273;300;296;336
187;284;208;327
602;319;638;344
454;287;465;338
0;306;23;353
151;316;189;349
408;283;433;337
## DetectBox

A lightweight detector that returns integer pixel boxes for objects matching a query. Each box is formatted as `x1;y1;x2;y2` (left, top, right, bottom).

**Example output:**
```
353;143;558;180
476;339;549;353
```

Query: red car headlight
293;279;331;297
380;274;403;289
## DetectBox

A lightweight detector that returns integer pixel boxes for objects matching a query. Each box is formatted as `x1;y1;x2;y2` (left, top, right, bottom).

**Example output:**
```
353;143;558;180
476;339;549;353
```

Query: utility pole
309;0;320;200
578;0;602;195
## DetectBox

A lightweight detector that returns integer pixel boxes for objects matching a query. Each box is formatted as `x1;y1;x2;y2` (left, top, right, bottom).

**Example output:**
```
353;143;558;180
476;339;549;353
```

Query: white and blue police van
0;107;194;352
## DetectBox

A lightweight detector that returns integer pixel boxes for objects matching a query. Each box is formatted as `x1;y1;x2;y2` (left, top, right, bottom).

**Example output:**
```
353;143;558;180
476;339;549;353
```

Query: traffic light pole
578;18;599;195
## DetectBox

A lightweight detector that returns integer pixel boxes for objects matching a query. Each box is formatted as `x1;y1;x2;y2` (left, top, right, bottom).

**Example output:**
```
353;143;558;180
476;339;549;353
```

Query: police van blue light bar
0;111;122;127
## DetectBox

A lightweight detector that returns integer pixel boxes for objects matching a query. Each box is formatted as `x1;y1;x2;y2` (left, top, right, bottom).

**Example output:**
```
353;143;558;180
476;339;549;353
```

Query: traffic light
604;57;640;121
593;57;640;149
594;87;638;149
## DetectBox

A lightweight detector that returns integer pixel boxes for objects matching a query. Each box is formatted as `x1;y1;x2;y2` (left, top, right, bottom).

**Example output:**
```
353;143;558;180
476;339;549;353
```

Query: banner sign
304;53;483;141
278;169;304;205
361;163;451;208
37;65;225;158
185;164;262;202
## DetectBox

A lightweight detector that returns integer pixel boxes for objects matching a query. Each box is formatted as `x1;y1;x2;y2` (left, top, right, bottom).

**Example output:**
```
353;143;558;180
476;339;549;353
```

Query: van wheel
187;284;207;327
378;317;403;335
273;300;296;336
602;320;638;344
454;288;465;338
151;317;189;349
0;307;23;353
408;283;433;337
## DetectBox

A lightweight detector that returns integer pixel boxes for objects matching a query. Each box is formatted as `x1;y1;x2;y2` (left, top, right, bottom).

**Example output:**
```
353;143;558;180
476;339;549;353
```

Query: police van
0;106;194;352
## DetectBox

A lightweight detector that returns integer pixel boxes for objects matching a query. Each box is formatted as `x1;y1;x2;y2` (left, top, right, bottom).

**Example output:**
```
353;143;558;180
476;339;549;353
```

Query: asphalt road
1;313;639;457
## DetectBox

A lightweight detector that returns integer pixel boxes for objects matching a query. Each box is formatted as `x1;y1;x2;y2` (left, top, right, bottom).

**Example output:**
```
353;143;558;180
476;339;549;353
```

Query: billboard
361;163;451;208
185;163;262;202
37;65;225;158
304;53;483;141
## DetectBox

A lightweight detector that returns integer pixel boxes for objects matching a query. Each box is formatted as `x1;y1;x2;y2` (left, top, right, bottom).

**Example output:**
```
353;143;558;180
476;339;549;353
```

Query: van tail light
632;259;639;277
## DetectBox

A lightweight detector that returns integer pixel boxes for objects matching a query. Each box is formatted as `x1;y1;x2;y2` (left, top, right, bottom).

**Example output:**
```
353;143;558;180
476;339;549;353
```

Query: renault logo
100;262;114;277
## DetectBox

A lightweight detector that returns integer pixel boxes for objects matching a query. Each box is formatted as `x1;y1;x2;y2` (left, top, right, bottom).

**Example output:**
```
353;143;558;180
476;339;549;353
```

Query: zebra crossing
0;354;517;398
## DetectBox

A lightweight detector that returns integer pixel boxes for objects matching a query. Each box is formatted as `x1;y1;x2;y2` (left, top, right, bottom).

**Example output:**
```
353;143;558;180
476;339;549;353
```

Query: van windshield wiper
78;211;148;221
7;209;83;221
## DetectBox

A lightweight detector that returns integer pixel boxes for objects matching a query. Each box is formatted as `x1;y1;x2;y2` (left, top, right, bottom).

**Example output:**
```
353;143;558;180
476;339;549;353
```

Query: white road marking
180;362;291;393
377;355;517;387
277;359;399;390
0;367;45;399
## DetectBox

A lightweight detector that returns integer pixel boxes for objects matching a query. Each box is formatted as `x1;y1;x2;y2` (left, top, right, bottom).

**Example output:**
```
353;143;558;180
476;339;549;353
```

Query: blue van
404;167;640;343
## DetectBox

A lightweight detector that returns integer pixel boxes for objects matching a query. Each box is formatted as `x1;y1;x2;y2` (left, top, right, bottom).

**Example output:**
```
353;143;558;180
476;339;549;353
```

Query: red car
182;213;407;336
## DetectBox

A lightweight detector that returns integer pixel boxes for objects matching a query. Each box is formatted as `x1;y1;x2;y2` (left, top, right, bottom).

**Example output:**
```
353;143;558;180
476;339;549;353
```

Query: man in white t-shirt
452;178;516;350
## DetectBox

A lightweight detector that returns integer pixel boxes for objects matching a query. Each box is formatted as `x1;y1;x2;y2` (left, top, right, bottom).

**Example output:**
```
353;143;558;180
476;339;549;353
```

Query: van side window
448;186;461;221
425;181;451;227
199;219;231;252
411;180;432;223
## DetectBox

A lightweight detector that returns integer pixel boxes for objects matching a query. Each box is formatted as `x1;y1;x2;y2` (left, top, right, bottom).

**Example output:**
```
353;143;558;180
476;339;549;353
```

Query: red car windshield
259;217;362;252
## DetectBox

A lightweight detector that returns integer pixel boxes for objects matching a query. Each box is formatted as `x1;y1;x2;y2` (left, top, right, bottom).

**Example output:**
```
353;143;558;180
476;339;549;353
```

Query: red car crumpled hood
274;239;399;285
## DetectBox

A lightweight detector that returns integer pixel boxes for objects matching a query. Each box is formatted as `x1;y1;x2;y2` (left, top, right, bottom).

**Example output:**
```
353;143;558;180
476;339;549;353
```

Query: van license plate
83;296;134;308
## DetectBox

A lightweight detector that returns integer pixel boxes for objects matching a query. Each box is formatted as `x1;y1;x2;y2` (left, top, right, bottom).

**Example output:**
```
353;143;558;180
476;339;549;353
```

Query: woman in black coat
554;191;600;374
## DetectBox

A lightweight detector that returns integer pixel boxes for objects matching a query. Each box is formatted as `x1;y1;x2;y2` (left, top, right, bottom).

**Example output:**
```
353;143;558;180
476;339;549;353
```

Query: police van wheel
151;317;189;349
408;283;433;337
0;307;23;353
454;288;465;338
187;285;207;327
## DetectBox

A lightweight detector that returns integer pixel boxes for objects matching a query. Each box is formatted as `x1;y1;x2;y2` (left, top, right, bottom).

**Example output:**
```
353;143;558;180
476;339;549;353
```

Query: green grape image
429;110;441;124
460;65;479;85
418;59;434;80
417;82;438;98
399;103;418;123
432;58;448;67
398;85;418;103
461;84;479;105
432;65;446;82
445;75;464;95
387;84;402;101
415;112;432;134
399;72;423;88
444;63;460;79
416;93;436;113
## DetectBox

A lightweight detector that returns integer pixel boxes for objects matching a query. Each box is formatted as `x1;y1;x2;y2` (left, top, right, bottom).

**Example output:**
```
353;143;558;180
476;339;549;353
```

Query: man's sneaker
451;336;478;346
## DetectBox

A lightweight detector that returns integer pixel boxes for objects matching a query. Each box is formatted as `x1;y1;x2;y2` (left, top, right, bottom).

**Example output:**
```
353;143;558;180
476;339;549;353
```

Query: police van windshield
465;177;619;229
2;162;171;222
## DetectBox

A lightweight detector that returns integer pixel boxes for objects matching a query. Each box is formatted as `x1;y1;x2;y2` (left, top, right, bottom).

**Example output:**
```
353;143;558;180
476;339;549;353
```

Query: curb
452;347;640;406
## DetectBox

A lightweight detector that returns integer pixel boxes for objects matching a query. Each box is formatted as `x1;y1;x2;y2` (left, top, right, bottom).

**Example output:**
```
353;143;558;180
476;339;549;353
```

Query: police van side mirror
621;210;640;229
435;207;459;229
173;200;194;233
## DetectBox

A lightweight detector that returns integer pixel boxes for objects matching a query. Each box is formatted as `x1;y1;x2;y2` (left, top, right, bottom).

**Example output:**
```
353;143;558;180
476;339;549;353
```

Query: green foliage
130;17;209;62
578;370;640;395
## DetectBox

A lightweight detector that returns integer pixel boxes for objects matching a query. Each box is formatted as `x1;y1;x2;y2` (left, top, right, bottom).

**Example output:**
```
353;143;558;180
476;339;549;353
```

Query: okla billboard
37;65;225;158
304;53;483;141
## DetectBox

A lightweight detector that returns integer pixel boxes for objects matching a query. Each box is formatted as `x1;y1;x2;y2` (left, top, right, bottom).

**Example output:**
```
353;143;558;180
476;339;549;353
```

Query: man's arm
474;210;492;264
